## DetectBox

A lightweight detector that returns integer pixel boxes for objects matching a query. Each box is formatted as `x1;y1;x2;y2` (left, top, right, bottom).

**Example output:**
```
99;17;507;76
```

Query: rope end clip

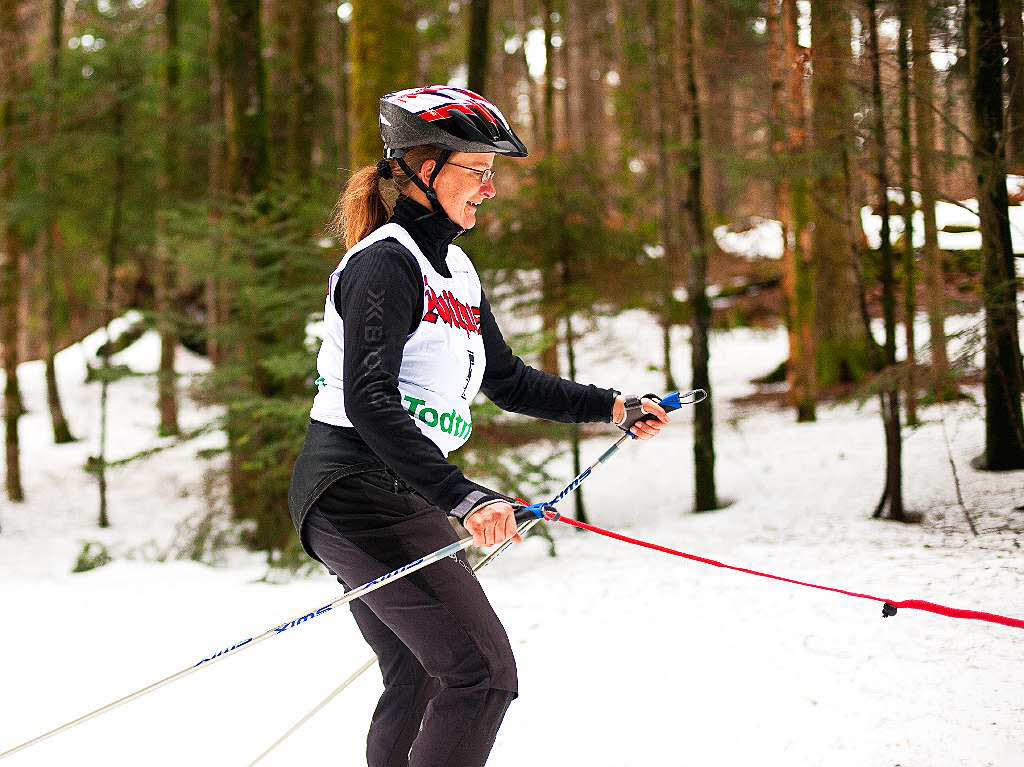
882;603;898;618
515;502;559;523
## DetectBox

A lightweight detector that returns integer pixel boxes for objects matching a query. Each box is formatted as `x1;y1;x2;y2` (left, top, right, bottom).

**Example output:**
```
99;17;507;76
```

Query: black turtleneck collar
388;195;464;275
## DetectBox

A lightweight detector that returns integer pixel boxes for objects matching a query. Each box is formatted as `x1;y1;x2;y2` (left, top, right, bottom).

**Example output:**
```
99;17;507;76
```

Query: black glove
615;393;663;434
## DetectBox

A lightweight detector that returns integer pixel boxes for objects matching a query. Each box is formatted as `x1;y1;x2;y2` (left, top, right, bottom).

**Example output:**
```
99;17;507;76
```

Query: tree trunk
265;0;291;179
646;0;680;393
681;0;717;512
333;8;351;179
866;0;905;520
537;0;560;376
542;0;555;154
897;0;918;426
774;0;817;422
512;0;541;150
41;0;74;444
0;0;25;503
288;0;317;180
207;0;227;365
909;0;951;396
155;0;181;437
971;0;1024;469
1002;0;1024;167
349;0;418;167
810;0;873;387
467;0;490;95
99;50;130;529
222;0;270;195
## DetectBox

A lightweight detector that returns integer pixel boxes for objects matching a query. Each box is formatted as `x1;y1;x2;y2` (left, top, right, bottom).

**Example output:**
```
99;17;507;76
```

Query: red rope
548;513;1024;630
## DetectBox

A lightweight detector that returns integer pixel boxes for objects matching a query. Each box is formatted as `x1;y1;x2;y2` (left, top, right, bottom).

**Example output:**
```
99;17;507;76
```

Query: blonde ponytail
331;146;447;250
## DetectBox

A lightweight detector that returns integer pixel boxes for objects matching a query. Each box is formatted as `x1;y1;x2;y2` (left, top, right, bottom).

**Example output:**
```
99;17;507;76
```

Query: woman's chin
459;205;478;229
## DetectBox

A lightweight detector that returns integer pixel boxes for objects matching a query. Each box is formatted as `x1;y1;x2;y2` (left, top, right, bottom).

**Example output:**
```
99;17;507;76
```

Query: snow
713;217;785;260
861;180;1024;254
2;305;1023;766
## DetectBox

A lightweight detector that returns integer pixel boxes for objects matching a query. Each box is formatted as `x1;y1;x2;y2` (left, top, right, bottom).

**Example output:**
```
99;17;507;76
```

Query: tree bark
1001;0;1024;167
866;0;905;520
811;0;873;387
467;0;491;95
207;0;227;365
0;0;25;503
775;0;817;421
646;0;680;393
41;0;74;444
909;0;951;395
349;0;418;167
897;0;918;425
681;0;717;512
288;0;318;180
99;48;130;529
971;0;1024;469
333;6;351;178
222;0;270;195
155;0;181;437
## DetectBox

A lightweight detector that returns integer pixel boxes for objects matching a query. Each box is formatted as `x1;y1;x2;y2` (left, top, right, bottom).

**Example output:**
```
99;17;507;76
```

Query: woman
288;85;667;767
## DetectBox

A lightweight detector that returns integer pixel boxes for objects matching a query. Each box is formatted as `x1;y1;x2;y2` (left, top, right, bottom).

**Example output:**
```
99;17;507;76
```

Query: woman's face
420;152;496;229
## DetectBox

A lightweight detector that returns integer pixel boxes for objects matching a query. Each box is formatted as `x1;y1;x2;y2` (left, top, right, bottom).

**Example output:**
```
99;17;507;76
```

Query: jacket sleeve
337;241;505;519
479;290;618;423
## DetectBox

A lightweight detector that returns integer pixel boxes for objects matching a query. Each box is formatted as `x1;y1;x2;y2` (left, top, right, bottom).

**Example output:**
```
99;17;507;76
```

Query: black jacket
288;196;616;557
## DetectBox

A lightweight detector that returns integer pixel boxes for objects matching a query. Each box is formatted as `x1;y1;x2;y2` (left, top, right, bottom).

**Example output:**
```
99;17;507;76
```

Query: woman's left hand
612;394;670;440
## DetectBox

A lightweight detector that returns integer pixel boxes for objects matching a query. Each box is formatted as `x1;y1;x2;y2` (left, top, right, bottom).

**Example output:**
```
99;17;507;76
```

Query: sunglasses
446;161;496;185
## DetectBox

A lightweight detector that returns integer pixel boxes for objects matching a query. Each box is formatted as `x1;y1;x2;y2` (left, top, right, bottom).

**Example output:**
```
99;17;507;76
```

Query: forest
0;0;1022;559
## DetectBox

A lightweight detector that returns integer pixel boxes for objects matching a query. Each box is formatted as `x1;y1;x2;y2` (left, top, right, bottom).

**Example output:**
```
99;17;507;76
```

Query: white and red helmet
379;86;528;159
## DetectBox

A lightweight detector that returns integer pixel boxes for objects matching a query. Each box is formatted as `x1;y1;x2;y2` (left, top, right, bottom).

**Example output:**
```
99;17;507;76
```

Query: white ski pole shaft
0;533;477;761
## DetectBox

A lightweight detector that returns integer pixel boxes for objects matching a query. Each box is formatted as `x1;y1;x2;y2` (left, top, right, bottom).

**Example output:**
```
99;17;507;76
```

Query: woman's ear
418;159;436;184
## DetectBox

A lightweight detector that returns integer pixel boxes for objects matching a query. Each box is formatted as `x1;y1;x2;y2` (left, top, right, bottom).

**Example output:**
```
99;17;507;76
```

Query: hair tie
376;159;393;179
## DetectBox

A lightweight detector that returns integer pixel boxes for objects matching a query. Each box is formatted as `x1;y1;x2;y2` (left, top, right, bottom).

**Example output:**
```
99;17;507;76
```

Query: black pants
304;468;517;767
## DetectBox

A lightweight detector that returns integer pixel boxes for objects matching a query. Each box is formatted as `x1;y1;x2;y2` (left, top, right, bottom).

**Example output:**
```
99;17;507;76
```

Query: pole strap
542;511;1024;630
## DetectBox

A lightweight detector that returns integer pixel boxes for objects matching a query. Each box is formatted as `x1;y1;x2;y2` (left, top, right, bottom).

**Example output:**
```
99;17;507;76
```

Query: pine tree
40;0;75;445
810;0;874;387
866;0;906;521
909;0;952;398
971;0;1024;469
0;0;26;503
155;0;182;437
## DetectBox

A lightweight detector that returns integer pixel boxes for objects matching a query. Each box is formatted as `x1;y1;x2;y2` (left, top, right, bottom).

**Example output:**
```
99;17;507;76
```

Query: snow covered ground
1;306;1022;766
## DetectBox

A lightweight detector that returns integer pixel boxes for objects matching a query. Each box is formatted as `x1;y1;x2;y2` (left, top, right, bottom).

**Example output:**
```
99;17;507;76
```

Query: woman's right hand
464;501;524;547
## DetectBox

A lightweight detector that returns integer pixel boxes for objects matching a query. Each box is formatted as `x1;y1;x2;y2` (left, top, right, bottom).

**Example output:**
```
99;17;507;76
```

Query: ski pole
246;515;538;767
0;527;503;761
247;388;707;765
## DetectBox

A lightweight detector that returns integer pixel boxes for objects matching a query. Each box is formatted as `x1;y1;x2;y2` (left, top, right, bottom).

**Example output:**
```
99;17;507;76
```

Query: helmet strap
396;150;453;220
